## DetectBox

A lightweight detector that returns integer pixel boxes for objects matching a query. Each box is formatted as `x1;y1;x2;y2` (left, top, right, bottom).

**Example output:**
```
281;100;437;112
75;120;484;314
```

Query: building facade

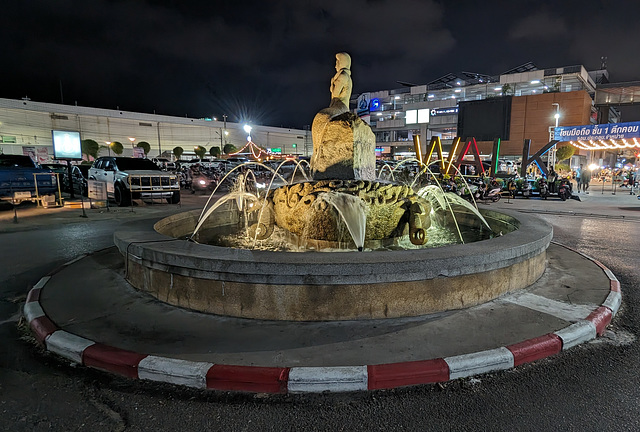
0;98;311;162
355;63;621;165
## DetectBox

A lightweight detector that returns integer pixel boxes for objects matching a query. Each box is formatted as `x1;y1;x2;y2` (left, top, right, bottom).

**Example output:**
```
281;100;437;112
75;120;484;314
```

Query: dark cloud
508;11;568;40
2;0;640;127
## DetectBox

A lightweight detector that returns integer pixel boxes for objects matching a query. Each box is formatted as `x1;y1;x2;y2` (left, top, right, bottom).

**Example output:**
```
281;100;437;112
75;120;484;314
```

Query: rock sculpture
310;53;376;181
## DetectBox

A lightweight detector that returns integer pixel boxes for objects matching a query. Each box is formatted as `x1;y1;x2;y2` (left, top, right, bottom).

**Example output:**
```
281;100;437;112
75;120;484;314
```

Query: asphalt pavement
1;186;640;431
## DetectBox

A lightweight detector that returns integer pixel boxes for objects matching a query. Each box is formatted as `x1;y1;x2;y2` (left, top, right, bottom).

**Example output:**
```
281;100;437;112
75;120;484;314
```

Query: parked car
0;154;58;202
63;164;90;196
88;156;180;206
152;157;176;171
42;163;68;176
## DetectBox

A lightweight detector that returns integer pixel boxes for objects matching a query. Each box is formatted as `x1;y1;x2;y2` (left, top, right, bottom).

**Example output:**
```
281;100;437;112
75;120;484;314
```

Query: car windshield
114;158;161;171
0;155;36;168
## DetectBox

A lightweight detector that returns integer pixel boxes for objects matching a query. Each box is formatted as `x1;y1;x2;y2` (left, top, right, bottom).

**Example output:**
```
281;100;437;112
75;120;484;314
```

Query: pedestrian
581;165;591;193
547;167;557;194
575;165;583;193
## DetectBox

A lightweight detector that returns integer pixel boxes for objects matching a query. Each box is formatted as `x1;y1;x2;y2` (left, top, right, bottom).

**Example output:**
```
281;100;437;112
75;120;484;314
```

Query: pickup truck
0;154;59;202
88;156;180;206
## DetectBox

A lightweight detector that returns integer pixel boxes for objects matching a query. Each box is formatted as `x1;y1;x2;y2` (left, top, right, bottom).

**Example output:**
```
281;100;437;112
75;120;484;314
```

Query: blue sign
430;107;458;117
554;121;640;141
370;98;380;112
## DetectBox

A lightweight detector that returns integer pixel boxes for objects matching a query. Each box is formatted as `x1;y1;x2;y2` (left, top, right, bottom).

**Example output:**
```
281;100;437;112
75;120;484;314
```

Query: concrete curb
23;242;622;394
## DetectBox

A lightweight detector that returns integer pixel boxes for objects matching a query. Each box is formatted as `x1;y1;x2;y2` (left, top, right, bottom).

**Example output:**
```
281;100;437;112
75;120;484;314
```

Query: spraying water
318;192;367;251
416;185;491;230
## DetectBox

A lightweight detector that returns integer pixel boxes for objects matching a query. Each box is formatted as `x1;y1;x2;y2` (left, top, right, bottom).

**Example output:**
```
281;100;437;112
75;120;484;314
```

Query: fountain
114;53;551;321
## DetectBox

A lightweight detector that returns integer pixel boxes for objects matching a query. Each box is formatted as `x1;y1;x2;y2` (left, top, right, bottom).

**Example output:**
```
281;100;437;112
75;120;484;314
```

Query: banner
22;146;36;162
554;121;640;141
132;147;145;158
36;147;49;164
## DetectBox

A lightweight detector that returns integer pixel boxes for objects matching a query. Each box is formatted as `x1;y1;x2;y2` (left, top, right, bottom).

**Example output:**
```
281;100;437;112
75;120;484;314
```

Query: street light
244;124;252;142
551;103;560;170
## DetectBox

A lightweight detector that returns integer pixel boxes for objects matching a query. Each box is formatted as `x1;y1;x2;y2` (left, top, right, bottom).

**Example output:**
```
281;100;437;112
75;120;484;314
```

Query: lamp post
244;124;252;142
128;137;136;157
551;103;560;170
223;114;228;146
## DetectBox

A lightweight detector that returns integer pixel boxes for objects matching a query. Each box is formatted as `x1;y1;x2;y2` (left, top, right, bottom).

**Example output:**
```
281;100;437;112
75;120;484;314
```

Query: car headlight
199;179;206;185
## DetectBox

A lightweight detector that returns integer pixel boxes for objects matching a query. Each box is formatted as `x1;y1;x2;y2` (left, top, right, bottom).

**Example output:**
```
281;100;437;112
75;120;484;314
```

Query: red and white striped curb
23;247;621;394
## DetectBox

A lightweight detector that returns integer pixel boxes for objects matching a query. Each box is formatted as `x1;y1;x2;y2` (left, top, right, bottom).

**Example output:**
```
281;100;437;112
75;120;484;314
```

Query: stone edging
22;243;621;394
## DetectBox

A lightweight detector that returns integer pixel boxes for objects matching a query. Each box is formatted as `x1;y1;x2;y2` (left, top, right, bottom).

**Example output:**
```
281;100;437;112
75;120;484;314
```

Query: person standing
581;165;591;193
547;166;557;194
576;164;584;193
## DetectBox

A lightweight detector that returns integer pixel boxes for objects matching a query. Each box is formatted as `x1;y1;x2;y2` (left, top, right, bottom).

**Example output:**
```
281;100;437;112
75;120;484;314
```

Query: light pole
223;114;228;146
244;124;252;142
128;137;136;157
551;103;560;170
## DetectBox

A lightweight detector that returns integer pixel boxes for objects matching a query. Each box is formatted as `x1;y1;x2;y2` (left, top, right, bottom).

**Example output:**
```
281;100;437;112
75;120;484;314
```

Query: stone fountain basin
114;207;552;321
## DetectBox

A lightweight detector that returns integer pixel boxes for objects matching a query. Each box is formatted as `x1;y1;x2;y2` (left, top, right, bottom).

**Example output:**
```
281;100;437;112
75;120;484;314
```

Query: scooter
474;179;502;203
191;173;217;194
557;178;572;201
538;178;549;200
521;180;532;199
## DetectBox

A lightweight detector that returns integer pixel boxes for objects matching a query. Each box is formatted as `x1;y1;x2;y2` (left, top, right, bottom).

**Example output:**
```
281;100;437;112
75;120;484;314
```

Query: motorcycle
557;178;572;201
538;178;549;200
190;172;217;194
474;178;502;203
521;180;532;199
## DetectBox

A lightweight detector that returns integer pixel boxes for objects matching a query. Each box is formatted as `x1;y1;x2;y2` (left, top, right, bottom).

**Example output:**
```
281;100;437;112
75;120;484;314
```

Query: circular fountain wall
114;205;552;321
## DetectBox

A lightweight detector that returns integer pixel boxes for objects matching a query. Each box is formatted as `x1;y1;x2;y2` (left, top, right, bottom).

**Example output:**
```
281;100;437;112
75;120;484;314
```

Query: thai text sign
554;121;640;141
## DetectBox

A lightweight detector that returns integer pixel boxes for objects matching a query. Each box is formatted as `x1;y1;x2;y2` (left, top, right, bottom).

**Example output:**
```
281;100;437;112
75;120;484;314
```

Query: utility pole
157;122;162;157
223;114;228;146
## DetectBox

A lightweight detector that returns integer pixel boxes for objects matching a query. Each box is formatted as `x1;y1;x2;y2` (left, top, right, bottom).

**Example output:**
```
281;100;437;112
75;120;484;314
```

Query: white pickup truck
88;156;180;206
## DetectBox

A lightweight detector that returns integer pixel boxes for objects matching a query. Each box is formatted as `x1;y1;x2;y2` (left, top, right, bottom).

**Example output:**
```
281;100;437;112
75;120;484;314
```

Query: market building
353;62;640;169
0;98;311;163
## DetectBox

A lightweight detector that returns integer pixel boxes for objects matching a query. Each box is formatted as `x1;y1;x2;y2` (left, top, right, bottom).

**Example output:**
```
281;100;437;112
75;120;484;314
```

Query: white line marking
503;292;598;322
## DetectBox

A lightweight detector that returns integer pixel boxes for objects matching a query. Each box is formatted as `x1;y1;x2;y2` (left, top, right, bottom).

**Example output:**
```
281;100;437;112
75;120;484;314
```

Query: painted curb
22;244;622;394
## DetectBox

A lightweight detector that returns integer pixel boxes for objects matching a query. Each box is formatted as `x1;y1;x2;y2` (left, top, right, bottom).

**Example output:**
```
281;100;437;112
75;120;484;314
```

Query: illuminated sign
430;107;459;117
357;93;371;115
370;98;380;111
52;130;82;160
269;147;282;154
406;109;429;125
554;121;640;141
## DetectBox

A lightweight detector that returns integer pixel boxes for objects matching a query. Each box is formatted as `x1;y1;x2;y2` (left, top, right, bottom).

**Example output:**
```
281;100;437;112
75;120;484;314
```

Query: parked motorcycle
557;177;573;201
538;178;549;200
474;178;502;203
521;180;532;199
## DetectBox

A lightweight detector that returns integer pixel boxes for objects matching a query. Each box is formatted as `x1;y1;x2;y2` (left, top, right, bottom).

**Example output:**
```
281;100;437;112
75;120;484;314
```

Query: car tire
114;184;131;207
167;190;181;204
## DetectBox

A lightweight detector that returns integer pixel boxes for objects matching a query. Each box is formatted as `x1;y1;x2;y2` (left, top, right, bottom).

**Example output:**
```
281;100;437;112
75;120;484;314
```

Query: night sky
3;0;640;129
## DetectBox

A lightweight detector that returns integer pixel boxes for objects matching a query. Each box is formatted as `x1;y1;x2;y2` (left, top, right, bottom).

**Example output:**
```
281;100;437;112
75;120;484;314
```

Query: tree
110;141;124;155
173;146;184;160
223;144;237;154
194;145;207;159
81;139;99;159
136;141;151;156
555;145;575;162
501;83;513;96
209;146;221;158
